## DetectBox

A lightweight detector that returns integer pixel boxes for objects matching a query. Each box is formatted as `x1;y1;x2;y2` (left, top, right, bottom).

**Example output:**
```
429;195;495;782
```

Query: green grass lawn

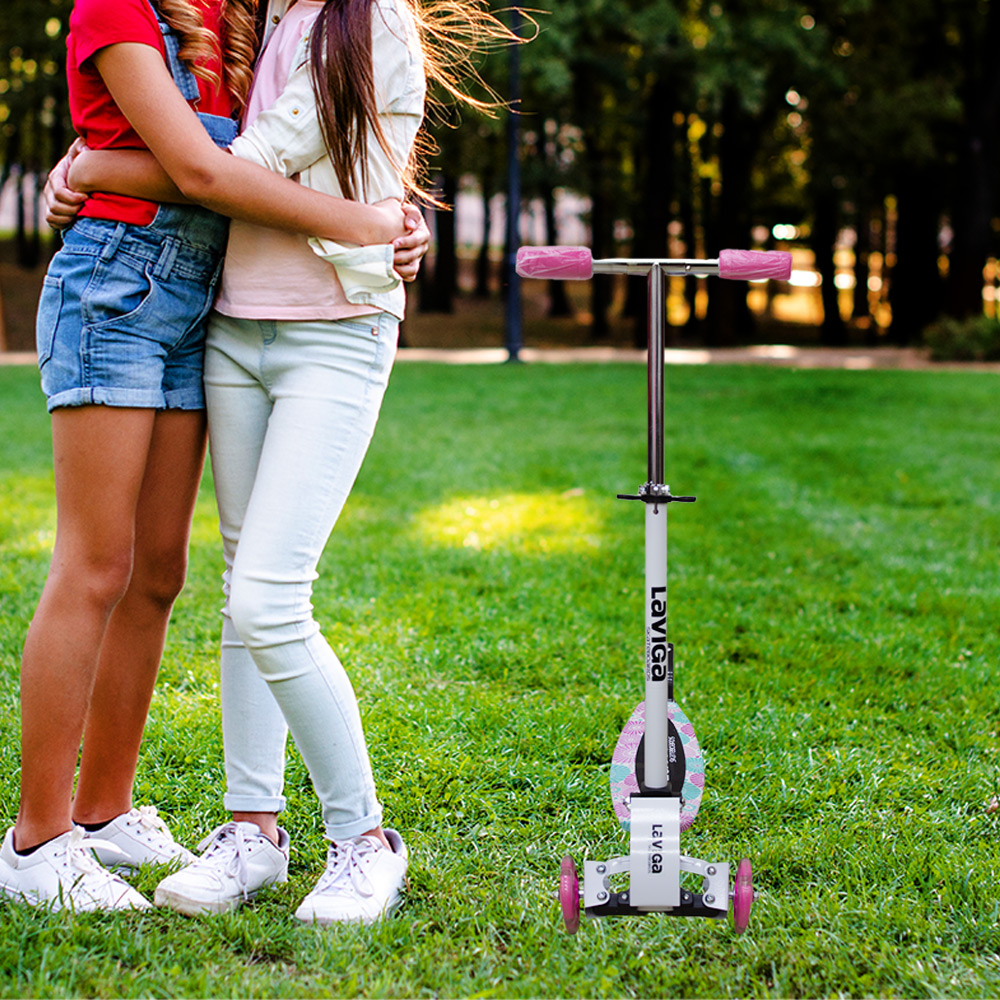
1;359;998;999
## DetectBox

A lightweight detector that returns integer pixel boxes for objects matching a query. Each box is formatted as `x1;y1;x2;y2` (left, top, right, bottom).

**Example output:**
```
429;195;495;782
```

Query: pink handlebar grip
719;249;792;281
515;246;594;280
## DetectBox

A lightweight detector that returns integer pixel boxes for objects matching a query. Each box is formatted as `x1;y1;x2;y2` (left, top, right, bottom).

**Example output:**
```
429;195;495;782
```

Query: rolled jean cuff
324;808;383;842
223;793;287;815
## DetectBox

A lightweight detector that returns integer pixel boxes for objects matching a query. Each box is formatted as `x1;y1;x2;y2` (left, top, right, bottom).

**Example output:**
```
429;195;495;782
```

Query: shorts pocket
35;275;63;369
82;257;157;333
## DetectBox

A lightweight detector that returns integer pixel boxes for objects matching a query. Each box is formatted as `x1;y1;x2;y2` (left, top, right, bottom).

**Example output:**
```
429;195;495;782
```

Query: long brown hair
153;0;260;115
308;0;525;205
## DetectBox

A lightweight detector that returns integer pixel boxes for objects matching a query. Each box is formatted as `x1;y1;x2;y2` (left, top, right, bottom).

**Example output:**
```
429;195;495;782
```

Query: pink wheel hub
732;857;753;933
559;855;581;934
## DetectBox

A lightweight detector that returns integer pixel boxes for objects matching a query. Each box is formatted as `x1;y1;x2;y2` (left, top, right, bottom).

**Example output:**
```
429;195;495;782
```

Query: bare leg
73;409;207;826
231;811;281;845
361;826;390;850
15;406;155;851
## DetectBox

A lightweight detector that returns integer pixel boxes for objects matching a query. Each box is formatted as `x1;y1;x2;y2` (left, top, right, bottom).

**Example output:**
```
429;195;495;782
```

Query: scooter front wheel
731;857;753;933
559;855;581;934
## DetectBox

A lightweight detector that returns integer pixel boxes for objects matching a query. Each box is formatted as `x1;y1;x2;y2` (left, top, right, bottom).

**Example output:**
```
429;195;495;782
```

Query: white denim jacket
230;0;426;319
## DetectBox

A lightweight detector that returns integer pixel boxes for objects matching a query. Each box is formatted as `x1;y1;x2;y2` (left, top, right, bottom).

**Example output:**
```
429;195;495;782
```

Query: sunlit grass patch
414;489;604;553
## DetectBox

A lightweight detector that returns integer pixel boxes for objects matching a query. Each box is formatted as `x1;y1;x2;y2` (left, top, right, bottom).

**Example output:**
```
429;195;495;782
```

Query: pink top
214;0;375;320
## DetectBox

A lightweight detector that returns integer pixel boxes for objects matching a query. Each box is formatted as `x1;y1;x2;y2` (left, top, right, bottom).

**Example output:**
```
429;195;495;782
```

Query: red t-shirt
67;0;233;225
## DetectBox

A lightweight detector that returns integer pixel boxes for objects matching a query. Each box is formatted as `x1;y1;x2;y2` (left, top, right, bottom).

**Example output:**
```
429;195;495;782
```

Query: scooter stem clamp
617;483;697;504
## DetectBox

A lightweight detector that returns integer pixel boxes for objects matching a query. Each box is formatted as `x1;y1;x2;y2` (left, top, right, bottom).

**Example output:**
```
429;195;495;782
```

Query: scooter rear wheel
559;855;581;934
732;857;753;933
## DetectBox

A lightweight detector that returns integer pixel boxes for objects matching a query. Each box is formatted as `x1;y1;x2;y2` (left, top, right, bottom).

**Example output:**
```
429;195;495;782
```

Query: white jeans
204;311;398;839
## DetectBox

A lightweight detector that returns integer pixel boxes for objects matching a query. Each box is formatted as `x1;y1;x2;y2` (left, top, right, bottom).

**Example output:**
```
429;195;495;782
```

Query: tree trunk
588;182;612;339
852;202;872;332
947;0;1000;319
705;94;755;346
474;185;492;298
891;168;944;343
813;187;846;345
627;77;674;349
543;184;571;317
16;171;42;270
947;138;992;320
573;66;614;339
679;145;700;338
422;172;458;313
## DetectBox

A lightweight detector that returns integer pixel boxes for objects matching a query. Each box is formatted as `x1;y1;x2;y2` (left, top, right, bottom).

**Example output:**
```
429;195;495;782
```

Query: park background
1;2;1000;999
3;0;1000;357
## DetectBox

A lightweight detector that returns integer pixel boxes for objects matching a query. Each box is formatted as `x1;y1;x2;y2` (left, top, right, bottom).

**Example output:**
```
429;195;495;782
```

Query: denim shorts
35;203;229;412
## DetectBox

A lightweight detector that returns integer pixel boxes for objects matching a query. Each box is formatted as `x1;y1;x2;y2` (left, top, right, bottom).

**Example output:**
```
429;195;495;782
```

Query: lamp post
504;7;523;362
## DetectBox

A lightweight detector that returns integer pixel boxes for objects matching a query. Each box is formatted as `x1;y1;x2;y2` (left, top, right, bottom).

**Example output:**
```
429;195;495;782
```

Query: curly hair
152;0;260;115
219;0;259;114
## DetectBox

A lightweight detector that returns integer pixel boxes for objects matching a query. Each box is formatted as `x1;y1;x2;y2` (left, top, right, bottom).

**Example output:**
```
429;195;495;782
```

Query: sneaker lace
195;823;254;899
127;805;174;844
313;838;378;899
64;827;126;881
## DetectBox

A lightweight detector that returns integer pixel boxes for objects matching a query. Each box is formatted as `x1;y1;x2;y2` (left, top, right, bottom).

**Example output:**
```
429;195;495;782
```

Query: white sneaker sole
294;892;402;927
1;879;150;912
154;874;287;916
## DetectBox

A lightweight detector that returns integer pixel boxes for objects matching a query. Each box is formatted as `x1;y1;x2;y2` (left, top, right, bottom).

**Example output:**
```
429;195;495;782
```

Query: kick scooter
515;245;792;933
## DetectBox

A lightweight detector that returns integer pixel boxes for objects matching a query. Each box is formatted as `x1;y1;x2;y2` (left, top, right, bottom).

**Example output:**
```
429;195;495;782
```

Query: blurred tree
692;0;825;345
514;16;583;318
945;0;1000;321
0;0;72;267
803;0;958;343
622;2;690;347
539;0;632;337
796;0;999;342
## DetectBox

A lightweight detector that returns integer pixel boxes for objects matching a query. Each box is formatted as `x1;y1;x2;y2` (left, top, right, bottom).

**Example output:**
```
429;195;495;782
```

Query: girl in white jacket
60;0;516;924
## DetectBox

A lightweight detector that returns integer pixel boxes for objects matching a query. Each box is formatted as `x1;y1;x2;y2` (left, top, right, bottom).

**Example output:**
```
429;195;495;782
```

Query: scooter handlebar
718;249;792;281
516;246;792;281
515;246;593;280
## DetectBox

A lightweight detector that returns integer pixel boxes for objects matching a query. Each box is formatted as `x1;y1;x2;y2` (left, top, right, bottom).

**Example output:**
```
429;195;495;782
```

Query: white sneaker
0;827;151;912
84;806;196;871
153;821;289;916
294;829;408;926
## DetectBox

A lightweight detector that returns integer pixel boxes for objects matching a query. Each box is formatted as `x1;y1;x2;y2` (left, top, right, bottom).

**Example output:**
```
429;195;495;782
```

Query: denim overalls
35;3;239;412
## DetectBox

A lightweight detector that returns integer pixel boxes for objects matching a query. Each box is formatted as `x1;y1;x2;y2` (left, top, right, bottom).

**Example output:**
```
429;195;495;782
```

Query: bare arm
67;146;430;280
67;145;429;282
69;148;188;204
92;42;405;245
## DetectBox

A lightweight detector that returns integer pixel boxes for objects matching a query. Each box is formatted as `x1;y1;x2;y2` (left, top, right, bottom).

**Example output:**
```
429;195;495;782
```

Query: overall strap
143;0;238;150
144;0;201;102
